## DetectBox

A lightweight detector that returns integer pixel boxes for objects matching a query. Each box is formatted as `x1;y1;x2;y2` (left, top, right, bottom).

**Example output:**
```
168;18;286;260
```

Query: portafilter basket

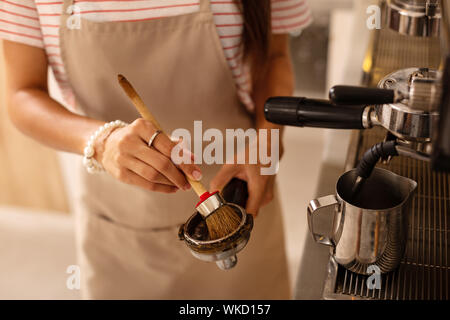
178;179;253;270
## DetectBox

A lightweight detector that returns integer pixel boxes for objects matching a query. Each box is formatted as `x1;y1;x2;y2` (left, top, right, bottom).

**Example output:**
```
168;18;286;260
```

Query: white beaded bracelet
83;120;128;174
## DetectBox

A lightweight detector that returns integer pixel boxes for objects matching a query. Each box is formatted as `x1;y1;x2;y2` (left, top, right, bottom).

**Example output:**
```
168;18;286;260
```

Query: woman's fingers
210;165;239;191
118;168;179;194
103;118;203;193
260;177;275;207
121;155;176;186
210;163;275;215
246;179;267;216
153;134;203;181
132;119;202;181
134;144;190;190
101;119;187;194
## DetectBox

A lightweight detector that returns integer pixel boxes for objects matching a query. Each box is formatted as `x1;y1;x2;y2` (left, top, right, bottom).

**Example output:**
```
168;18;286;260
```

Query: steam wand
352;141;399;198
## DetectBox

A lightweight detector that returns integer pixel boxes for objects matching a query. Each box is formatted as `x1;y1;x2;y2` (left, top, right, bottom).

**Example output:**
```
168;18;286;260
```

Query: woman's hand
95;118;202;194
209;140;279;216
210;162;275;216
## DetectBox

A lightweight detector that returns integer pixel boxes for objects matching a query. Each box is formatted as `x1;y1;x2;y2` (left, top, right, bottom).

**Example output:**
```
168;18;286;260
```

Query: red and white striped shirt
0;0;312;111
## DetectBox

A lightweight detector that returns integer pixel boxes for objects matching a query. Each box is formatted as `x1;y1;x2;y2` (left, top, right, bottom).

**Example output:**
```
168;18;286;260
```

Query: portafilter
178;178;253;270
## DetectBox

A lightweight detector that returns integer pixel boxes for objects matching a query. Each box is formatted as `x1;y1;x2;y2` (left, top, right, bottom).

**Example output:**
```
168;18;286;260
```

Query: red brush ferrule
196;191;219;207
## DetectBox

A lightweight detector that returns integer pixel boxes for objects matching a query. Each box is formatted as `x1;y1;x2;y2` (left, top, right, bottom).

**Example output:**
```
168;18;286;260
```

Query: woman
1;0;311;299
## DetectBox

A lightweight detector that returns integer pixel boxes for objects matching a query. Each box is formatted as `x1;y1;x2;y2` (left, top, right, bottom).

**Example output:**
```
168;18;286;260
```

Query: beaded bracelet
83;120;128;174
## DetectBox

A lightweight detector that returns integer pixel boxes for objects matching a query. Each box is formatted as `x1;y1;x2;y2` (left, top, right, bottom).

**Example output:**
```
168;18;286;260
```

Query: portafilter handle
264;97;366;129
329;85;404;106
221;178;248;209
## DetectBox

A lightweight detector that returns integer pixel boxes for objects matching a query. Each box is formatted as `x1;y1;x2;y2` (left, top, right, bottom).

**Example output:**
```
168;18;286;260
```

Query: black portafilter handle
329;85;396;106
221;178;248;209
356;141;399;179
264;97;366;129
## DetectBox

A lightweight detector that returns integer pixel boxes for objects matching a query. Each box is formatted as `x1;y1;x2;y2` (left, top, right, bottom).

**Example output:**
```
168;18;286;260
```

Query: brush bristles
206;205;242;240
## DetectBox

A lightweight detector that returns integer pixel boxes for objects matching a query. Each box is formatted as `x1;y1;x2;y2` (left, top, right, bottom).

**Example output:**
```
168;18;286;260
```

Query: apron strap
60;0;79;30
61;0;76;16
199;0;212;13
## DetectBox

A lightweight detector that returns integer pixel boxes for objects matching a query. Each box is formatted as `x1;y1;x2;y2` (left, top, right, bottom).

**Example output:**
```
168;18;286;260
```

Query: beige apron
59;0;290;299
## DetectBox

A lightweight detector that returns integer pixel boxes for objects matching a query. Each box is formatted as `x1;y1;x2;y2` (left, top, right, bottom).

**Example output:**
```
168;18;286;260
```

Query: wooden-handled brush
118;74;241;240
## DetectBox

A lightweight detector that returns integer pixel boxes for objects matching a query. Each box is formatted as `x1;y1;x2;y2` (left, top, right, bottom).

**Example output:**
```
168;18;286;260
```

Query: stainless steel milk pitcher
308;168;417;275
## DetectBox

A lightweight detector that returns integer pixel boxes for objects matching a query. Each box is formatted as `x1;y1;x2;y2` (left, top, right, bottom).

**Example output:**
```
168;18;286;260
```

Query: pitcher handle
307;195;339;247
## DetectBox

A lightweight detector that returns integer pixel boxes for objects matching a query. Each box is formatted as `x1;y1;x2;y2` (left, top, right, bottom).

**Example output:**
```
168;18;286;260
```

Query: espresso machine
266;0;450;170
266;0;450;172
266;0;450;299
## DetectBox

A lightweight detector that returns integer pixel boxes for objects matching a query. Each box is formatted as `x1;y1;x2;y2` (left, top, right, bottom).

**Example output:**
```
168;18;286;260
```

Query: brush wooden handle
117;74;208;197
117;75;163;130
188;180;207;197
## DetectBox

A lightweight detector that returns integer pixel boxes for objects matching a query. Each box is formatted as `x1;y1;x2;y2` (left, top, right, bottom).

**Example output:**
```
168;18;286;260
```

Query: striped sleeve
0;0;44;48
271;0;312;35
